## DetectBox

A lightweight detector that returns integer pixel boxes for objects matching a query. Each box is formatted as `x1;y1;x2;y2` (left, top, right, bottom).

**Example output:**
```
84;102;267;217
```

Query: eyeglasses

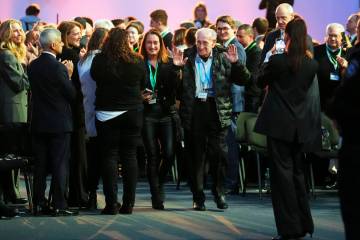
216;27;232;32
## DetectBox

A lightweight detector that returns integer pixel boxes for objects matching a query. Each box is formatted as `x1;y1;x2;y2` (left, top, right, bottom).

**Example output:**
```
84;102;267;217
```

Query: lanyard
148;61;158;91
326;45;341;70
246;41;257;52
196;58;211;90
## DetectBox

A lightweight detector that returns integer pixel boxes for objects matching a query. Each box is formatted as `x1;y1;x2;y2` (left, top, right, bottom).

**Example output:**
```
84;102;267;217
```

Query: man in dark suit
260;3;313;63
237;24;263;113
259;0;294;29
314;23;348;189
28;28;77;216
314;23;348;116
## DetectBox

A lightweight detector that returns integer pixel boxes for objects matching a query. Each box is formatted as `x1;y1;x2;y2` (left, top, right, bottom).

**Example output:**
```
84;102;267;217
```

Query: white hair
94;19;114;30
326;23;345;35
39;28;61;49
195;28;217;41
275;3;294;15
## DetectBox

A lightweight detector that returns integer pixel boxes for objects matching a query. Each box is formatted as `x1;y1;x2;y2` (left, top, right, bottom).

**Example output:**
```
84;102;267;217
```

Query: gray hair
94;19;114;30
326;23;345;35
195;28;217;41
40;28;61;49
275;3;294;15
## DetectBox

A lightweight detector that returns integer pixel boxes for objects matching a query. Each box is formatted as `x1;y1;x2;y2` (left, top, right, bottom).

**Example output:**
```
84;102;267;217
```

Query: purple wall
1;0;359;42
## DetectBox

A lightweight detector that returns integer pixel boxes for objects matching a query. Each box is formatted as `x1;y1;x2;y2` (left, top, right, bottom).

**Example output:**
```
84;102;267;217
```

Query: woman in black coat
91;28;145;215
255;18;320;240
139;29;179;210
57;21;88;207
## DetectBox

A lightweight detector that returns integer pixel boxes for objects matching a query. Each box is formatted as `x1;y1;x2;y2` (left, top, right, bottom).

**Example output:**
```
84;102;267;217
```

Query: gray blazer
0;49;29;124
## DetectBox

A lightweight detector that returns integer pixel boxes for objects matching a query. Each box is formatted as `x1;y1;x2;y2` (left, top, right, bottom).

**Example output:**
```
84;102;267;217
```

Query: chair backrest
321;113;340;150
245;116;267;149
235;112;257;143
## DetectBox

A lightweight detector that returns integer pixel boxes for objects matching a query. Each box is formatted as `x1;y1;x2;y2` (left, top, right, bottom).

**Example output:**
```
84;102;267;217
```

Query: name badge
330;72;340;81
149;98;157;104
198;92;208;102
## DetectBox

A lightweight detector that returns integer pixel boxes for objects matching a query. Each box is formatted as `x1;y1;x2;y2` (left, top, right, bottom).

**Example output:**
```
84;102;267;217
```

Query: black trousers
190;99;228;203
96;108;143;207
267;136;314;237
245;96;261;113
143;115;174;202
32;132;71;209
86;136;101;193
338;143;360;240
68;127;88;206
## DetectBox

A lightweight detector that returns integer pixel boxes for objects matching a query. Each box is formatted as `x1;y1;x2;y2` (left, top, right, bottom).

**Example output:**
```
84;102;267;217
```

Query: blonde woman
0;19;29;217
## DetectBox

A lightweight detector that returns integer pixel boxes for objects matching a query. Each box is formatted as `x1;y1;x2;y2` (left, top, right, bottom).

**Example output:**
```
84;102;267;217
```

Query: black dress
58;47;88;207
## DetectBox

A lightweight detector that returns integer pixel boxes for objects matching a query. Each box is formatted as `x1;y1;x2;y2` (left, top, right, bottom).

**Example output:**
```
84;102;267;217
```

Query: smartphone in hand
275;38;286;54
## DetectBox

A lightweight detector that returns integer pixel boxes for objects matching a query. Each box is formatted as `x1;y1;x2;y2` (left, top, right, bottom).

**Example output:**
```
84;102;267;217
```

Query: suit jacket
28;53;75;133
245;42;262;98
0;49;29;124
261;29;314;63
255;54;321;150
314;44;346;114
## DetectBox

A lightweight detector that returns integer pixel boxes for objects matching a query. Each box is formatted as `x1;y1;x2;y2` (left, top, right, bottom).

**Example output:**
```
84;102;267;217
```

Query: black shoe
0;204;18;218
119;203;133;214
214;195;228;209
151;200;164;210
52;209;79;217
193;201;206;211
33;205;52;216
101;203;121;215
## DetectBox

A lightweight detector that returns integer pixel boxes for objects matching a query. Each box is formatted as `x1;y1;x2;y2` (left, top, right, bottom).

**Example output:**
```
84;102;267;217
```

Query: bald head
275;3;294;30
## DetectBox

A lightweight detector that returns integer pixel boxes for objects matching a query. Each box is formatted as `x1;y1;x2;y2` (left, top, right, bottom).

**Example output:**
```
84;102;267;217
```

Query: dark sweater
90;52;146;111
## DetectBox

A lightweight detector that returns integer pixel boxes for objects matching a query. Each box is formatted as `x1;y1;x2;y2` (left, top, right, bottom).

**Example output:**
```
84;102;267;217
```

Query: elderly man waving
174;28;250;211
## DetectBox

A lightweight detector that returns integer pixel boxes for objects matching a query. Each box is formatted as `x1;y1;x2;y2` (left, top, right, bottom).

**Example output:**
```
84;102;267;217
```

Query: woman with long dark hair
78;27;109;210
139;29;179;210
255;18;320;239
90;28;145;214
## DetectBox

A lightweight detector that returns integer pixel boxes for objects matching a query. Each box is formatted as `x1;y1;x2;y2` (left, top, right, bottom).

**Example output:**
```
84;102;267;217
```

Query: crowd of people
0;1;359;240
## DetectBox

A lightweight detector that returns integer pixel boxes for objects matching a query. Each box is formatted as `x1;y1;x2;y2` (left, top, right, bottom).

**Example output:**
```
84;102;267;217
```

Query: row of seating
234;112;340;199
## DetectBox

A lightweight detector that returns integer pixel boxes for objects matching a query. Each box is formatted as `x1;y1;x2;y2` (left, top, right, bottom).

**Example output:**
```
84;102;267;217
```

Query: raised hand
173;47;188;66
224;44;238;63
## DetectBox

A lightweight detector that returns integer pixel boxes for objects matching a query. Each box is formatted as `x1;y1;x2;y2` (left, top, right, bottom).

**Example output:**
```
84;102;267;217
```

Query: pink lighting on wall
0;0;358;42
